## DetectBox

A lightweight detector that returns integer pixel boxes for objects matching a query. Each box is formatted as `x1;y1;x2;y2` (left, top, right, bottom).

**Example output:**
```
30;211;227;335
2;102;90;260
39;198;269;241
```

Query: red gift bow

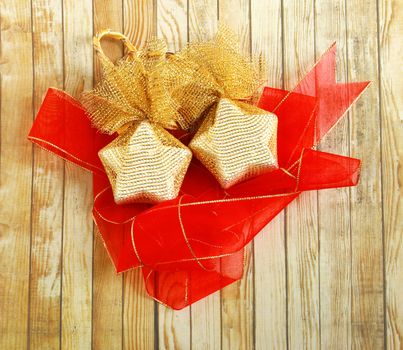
28;44;369;309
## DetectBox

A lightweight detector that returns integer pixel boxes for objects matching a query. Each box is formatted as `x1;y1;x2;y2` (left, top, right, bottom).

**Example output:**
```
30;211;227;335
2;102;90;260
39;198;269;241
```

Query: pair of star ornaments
85;30;278;204
99;97;278;204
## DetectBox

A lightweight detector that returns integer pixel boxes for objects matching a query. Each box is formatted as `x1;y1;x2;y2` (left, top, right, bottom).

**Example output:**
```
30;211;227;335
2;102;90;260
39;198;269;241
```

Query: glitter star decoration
99;121;192;204
189;98;278;189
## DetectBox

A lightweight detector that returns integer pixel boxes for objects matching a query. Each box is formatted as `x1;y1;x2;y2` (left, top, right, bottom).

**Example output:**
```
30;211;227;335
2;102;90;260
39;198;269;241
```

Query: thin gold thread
92;213;121;274
29;136;105;174
130;219;145;266
144;270;173;308
178;196;210;271
311;82;371;149
280;167;297;179
271;43;337;114
145;191;299;216
287;159;301;172
50;87;87;110
187;238;225;249
184;277;189;304
93;186;138;224
153;252;235;266
294;149;306;192
284;105;317;167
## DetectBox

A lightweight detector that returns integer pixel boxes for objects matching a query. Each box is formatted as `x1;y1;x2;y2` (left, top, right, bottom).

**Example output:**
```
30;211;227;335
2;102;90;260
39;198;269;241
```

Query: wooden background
0;0;401;349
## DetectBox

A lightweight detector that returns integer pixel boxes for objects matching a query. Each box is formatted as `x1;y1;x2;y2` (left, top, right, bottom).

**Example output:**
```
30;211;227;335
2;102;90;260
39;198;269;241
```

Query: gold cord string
93;29;138;64
177;196;211;271
130;218;145;267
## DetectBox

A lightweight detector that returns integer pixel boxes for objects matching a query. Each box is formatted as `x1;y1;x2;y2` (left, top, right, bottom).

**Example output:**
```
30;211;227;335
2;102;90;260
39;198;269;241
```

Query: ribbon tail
142;250;243;310
296;148;361;191
28;88;113;175
258;43;369;168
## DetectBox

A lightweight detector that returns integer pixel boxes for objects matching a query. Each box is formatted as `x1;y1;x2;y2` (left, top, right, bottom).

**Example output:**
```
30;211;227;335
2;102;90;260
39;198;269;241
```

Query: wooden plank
157;0;188;52
189;0;217;41
217;2;254;350
122;2;156;349
0;1;33;349
250;0;287;349
345;0;384;349
378;1;403;349
92;1;124;349
94;0;124;75
1;1;400;349
61;0;94;348
30;1;64;349
124;0;156;47
282;1;320;349
156;1;191;348
314;1;352;349
123;269;155;350
187;1;221;349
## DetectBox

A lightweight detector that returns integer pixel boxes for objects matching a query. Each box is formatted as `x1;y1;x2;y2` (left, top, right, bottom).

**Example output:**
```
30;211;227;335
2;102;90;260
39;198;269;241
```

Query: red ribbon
28;44;369;309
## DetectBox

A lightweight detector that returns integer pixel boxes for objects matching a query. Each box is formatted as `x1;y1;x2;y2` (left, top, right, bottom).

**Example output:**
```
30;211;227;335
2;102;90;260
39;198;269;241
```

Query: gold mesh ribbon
151;25;267;130
82;27;277;197
81;30;192;204
82;30;179;132
158;25;279;188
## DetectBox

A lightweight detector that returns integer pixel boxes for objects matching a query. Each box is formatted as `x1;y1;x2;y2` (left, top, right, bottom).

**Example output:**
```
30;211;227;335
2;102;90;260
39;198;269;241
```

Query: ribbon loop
93;29;138;64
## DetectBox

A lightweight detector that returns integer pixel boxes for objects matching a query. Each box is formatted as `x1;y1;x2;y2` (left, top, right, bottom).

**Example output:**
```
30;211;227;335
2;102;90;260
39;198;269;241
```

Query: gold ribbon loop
93;29;137;64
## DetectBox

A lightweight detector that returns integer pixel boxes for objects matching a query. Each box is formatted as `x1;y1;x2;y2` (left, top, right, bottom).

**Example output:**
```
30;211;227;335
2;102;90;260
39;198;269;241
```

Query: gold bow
159;25;279;188
81;30;192;204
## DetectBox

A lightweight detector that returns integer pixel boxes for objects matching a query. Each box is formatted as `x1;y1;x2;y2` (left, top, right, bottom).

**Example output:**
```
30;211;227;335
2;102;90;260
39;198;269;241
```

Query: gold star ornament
99;121;192;204
189;99;278;189
81;30;195;204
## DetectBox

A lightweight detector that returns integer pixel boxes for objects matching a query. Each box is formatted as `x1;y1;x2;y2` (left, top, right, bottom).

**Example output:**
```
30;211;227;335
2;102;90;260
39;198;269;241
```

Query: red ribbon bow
28;44;369;309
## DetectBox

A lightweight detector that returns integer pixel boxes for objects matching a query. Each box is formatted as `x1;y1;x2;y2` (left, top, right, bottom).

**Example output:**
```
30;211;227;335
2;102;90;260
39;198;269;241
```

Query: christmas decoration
81;30;192;204
28;27;369;309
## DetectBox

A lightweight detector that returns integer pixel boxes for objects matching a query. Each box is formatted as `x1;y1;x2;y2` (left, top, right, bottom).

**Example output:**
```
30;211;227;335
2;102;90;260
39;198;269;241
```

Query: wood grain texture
124;0;155;47
0;1;401;349
61;0;94;349
251;1;287;349
157;0;187;52
346;0;384;349
92;1;123;349
282;1;320;349
378;1;403;349
315;1;352;349
30;0;64;349
0;1;33;349
123;269;155;350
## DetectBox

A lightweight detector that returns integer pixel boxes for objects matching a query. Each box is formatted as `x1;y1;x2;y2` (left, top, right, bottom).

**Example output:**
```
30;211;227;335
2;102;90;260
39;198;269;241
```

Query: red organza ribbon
28;44;369;309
